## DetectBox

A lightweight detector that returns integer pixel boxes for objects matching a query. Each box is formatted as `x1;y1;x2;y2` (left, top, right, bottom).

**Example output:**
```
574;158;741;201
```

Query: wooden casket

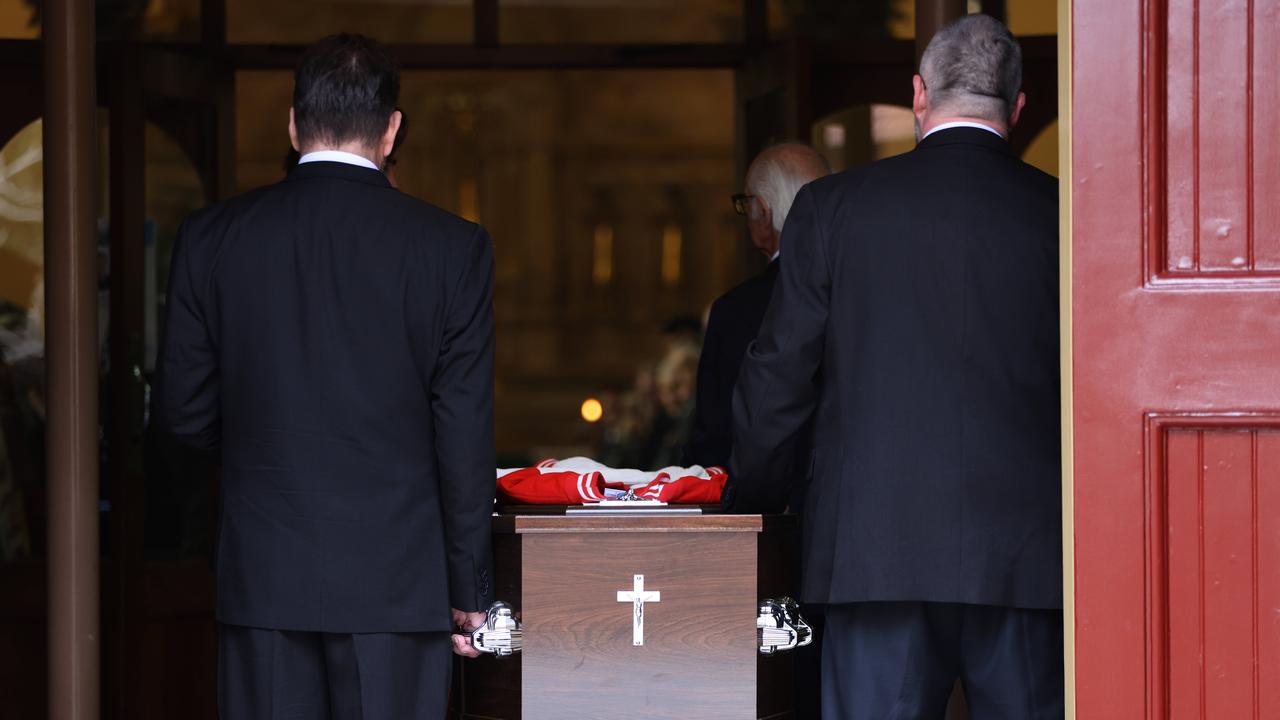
453;508;802;720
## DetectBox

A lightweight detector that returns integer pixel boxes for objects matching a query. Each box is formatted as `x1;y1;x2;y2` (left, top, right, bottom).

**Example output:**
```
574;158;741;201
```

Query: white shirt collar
770;250;780;262
922;121;1005;140
297;150;380;171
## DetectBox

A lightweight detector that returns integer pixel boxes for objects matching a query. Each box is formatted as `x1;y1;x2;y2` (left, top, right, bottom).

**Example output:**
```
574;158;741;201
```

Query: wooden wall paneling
1072;0;1280;713
1162;0;1196;273
1199;429;1255;717
1146;419;1280;719
1158;0;1275;277
1159;428;1199;720
1257;430;1280;717
1252;0;1280;270
1189;0;1249;272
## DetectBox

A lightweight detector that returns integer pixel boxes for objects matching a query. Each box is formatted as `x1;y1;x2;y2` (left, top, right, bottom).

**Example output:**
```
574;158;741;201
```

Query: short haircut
293;34;400;150
919;14;1022;122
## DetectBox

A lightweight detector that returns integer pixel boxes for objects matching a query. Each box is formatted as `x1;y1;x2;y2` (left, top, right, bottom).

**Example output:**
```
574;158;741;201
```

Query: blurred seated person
595;337;700;471
643;341;700;470
596;368;656;470
683;143;829;478
660;314;702;354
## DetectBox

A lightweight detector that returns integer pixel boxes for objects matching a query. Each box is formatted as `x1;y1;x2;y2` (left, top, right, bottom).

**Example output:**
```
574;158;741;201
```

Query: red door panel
1071;0;1280;717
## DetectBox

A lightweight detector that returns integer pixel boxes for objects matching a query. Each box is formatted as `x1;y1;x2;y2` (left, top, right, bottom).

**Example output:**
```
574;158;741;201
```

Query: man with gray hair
727;15;1062;719
684;142;829;474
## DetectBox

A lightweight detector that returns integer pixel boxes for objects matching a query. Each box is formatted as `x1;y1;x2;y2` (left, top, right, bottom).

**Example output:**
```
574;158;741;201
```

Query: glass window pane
0;1;39;39
142;0;202;42
1021;119;1059;177
0;117;42;562
767;0;790;40
228;0;472;44
0;109;108;562
500;0;742;44
140;115;215;560
1007;0;1057;36
235;68;737;464
0;0;204;41
776;0;907;42
812;103;915;172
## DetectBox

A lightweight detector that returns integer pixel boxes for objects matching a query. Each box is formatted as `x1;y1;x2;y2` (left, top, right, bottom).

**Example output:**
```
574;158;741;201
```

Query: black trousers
821;602;1063;720
217;624;452;720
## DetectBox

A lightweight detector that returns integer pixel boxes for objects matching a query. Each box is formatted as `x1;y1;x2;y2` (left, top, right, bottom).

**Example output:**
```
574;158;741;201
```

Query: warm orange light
580;398;604;423
592;224;614;285
661;224;682;285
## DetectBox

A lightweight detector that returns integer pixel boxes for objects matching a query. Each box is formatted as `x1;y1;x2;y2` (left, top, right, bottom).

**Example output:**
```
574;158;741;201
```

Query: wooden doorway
1066;0;1280;716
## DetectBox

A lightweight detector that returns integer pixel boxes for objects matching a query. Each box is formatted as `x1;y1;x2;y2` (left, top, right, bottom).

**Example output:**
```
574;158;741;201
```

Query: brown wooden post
104;43;147;720
201;0;227;49
743;0;768;49
915;0;968;66
474;0;498;48
43;0;100;718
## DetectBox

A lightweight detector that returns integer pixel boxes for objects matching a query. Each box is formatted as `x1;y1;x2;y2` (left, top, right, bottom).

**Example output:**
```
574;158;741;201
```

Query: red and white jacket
496;457;728;505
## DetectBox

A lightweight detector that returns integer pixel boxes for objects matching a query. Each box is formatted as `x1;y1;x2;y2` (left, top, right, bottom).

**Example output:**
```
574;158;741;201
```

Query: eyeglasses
731;193;755;216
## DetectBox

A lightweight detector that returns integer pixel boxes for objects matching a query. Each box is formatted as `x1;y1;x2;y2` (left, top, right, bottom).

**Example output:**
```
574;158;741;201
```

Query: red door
1069;0;1280;716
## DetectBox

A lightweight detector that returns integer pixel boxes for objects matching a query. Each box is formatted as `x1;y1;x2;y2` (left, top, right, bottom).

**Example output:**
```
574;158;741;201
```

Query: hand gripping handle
757;596;813;655
470;601;523;657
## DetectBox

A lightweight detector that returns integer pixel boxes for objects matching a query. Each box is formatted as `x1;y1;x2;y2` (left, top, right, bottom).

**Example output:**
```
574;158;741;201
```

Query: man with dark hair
155;33;496;718
727;15;1063;719
283;108;406;185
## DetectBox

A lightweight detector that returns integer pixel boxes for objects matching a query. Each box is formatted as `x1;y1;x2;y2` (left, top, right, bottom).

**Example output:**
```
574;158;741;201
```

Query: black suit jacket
154;160;496;633
684;260;779;470
727;128;1062;609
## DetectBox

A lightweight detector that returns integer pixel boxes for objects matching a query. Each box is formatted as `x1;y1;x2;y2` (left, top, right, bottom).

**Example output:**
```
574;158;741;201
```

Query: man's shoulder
814;143;1057;199
801;159;890;208
177;184;276;249
380;189;482;240
709;265;777;323
189;177;481;243
1015;160;1059;199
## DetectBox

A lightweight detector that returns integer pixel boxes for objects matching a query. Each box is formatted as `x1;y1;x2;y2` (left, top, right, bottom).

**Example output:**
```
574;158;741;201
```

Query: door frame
1057;0;1076;717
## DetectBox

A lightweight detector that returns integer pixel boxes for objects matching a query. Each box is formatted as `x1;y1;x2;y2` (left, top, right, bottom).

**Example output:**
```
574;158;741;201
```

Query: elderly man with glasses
684;141;830;718
683;142;829;476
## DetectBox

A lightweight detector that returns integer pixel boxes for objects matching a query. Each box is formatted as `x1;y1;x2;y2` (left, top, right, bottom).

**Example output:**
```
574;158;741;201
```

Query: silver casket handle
757;597;813;655
471;601;523;657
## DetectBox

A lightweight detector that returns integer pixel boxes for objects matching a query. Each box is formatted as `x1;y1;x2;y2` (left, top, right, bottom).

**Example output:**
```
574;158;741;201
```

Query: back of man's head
919;14;1021;123
293;34;400;152
745;143;831;235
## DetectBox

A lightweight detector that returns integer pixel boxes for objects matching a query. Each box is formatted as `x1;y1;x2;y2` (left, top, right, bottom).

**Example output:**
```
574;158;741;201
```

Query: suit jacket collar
916;126;1016;156
287;160;393;188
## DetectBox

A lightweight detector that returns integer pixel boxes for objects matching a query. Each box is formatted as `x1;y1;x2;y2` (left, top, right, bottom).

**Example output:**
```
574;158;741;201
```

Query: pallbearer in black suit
726;15;1063;720
154;34;496;719
684;143;829;476
687;143;829;720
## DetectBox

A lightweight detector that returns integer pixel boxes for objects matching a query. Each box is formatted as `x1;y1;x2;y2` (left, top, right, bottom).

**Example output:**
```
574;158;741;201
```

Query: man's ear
912;74;928;117
758;198;773;229
288;108;300;153
1008;91;1027;129
379;110;403;162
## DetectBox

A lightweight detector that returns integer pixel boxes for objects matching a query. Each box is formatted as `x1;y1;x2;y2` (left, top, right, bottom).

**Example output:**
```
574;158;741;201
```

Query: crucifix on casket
453;507;805;720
